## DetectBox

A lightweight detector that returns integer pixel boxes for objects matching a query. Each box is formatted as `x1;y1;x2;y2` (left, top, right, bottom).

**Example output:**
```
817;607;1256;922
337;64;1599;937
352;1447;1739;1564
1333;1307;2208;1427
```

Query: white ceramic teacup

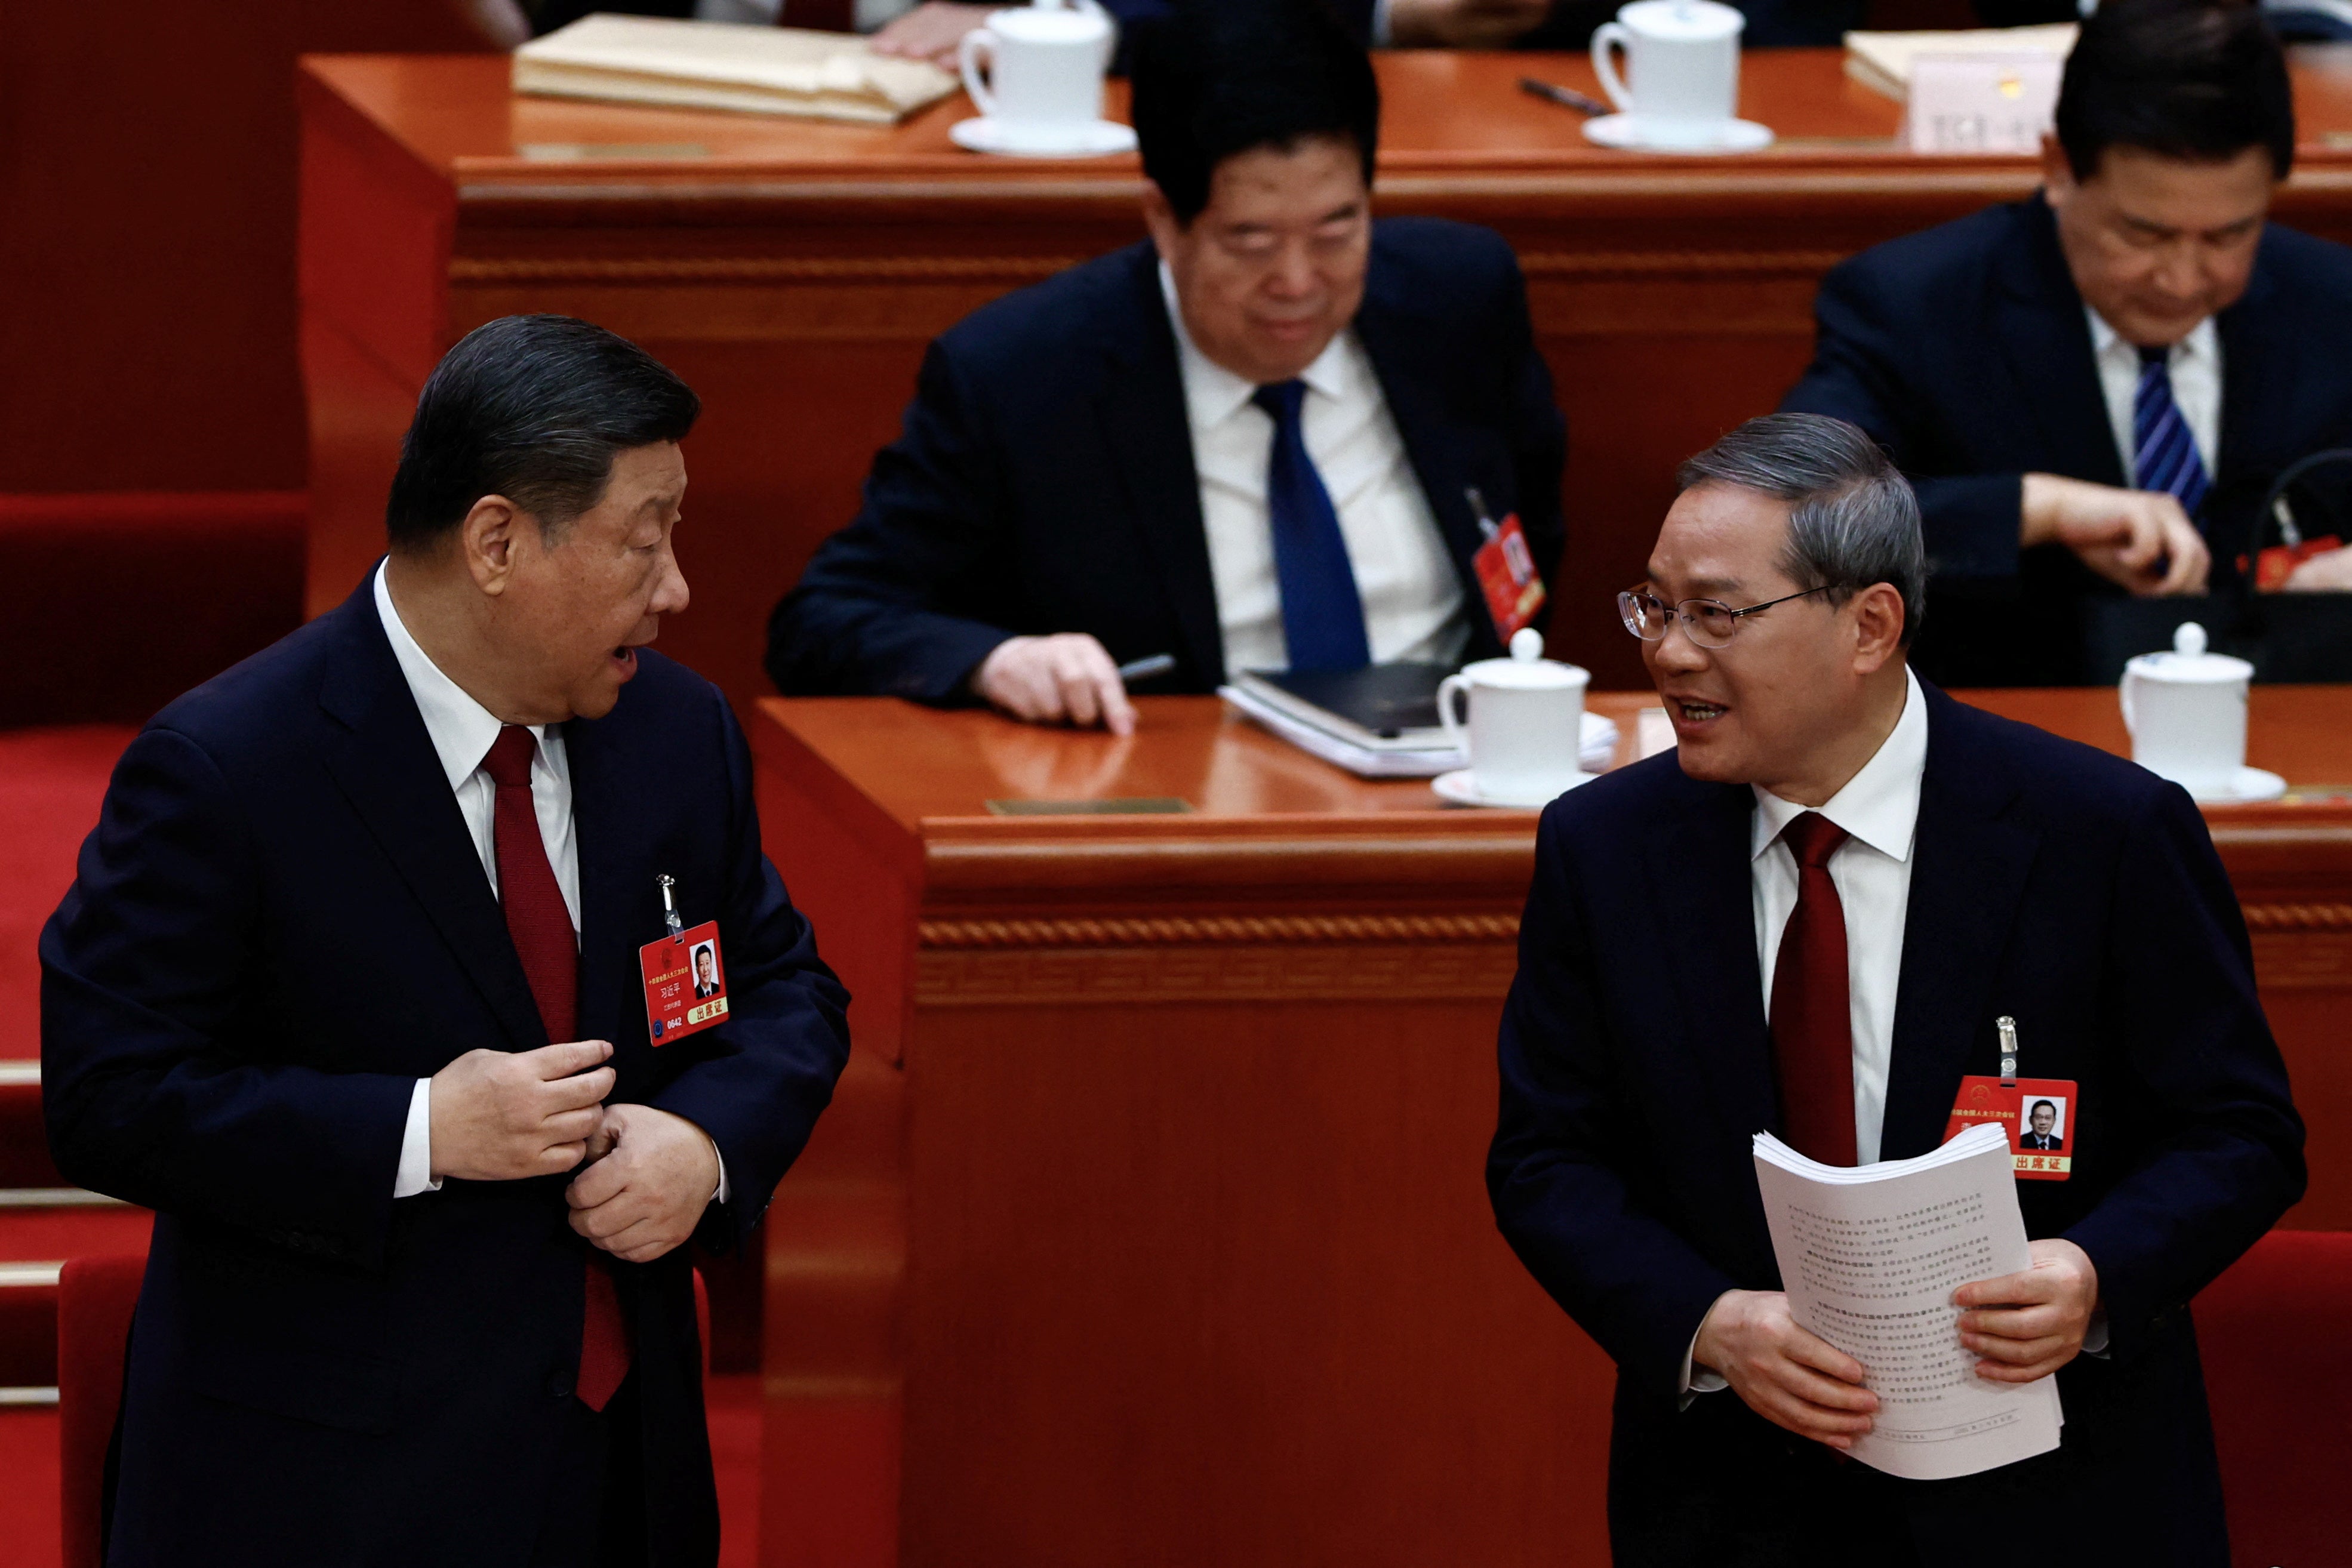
1590;0;1745;149
959;2;1112;150
2120;622;2252;797
1438;629;1591;803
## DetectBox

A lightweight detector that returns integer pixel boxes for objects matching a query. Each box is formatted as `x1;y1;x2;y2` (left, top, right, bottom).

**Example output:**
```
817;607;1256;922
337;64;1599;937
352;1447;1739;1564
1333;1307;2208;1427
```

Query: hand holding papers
1748;1123;2065;1479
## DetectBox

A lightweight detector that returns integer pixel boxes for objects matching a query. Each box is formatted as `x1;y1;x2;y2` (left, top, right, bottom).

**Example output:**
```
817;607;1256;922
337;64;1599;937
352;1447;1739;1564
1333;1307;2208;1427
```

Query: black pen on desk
1116;653;1177;684
1519;77;1611;117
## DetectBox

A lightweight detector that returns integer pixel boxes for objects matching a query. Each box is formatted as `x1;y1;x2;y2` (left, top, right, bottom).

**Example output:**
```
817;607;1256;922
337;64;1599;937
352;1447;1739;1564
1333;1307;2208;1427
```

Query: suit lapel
563;710;645;1058
1354;281;1501;659
1098;246;1228;685
317;581;549;1051
1649;779;1780;1146
2215;241;2285;507
1992;199;2124;489
1880;688;2042;1159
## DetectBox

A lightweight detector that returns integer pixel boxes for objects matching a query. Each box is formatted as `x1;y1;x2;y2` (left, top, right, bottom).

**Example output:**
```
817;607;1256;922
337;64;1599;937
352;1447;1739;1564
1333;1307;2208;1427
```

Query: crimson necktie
1769;812;1857;1167
481;727;630;1412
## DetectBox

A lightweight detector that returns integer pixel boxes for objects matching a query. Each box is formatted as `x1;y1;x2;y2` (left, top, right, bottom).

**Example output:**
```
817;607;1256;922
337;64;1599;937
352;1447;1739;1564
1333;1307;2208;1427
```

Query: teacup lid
990;1;1110;41
1457;628;1591;690
1618;0;1745;39
2123;621;2255;684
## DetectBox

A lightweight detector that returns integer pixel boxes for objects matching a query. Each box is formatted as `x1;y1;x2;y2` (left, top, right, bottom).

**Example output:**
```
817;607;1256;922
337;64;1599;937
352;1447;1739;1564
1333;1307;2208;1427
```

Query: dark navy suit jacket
1783;196;2352;685
764;220;1565;700
41;579;852;1567
1488;682;2303;1566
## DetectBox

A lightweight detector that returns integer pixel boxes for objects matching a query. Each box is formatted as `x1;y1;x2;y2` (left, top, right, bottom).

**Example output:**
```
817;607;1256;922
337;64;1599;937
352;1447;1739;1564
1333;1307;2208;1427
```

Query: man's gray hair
1676;414;1926;645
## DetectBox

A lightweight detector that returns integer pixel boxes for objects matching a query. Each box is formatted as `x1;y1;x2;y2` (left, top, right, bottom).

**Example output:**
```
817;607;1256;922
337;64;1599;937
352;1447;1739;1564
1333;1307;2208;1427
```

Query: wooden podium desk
300;48;2352;705
752;688;2352;1568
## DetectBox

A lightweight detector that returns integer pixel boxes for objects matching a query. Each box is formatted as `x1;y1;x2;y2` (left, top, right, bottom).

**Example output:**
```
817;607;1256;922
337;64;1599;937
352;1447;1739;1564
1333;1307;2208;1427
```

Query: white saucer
950;116;1137;158
2188;766;2289;804
1581;113;1774;155
1432;768;1599;810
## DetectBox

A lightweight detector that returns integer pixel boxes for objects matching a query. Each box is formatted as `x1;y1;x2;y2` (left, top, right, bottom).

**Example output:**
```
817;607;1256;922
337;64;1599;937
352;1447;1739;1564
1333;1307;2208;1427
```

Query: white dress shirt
1682;668;1927;1398
2087;309;2221;485
378;563;579;1200
1160;264;1470;674
377;565;731;1206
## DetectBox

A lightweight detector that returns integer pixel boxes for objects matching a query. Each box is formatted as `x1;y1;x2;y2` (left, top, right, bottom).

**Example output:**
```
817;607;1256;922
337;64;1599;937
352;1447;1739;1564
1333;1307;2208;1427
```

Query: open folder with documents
1753;1123;2064;1480
514;15;959;125
1219;664;1617;780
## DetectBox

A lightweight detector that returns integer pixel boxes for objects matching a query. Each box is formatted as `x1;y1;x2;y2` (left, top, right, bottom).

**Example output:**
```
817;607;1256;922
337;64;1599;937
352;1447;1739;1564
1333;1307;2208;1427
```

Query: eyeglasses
1618;585;1832;649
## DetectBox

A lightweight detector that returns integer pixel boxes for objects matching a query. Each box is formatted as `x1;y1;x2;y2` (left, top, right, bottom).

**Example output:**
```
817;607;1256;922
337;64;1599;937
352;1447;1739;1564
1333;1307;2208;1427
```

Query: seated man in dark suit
42;316;851;1567
1489;413;2302;1564
1781;0;2352;685
2021;1099;2065;1151
767;0;1564;734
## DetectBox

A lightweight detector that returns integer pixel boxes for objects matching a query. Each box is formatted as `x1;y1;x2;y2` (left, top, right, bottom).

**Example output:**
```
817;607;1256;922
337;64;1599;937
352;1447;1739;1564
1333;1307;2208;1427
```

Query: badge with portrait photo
639;921;728;1045
1944;1074;2078;1181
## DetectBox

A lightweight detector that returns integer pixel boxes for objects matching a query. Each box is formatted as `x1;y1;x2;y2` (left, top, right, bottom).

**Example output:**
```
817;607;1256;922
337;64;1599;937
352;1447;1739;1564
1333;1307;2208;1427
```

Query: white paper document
1752;1123;2062;1480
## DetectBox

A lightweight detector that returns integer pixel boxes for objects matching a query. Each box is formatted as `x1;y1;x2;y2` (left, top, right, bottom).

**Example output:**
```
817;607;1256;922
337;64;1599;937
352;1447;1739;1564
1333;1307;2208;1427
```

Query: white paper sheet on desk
1753;1123;2063;1481
1220;685;1618;779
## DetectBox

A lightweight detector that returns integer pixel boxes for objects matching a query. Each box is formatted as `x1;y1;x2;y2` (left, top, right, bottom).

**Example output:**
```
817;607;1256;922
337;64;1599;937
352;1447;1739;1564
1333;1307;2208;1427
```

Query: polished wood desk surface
307;45;2352;191
762;686;2352;832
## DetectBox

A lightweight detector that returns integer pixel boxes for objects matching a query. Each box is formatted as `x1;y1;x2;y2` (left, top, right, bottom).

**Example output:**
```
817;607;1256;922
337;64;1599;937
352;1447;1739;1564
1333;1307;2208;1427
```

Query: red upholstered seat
2194;1228;2352;1566
57;1253;144;1568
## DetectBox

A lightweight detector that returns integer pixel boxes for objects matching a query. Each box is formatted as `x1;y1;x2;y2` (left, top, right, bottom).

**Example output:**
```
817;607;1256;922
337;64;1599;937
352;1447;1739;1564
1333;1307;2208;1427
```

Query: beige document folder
513;14;958;126
1842;23;2077;102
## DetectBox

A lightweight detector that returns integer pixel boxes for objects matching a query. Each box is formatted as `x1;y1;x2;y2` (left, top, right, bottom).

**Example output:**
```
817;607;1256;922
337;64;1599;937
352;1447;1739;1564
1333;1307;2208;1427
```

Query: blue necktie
2133;344;2210;518
1252;380;1370;672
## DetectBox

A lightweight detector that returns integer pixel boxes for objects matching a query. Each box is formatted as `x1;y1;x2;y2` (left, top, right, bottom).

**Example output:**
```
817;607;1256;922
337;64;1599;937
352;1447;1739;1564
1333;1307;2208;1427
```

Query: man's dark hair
1128;0;1380;226
1677;413;1928;647
2055;0;2294;183
385;315;700;551
2031;1099;2058;1117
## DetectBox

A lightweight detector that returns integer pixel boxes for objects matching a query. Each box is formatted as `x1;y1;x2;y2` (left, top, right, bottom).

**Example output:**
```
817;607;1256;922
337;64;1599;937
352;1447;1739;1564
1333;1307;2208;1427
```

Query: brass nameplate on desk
986;798;1193;816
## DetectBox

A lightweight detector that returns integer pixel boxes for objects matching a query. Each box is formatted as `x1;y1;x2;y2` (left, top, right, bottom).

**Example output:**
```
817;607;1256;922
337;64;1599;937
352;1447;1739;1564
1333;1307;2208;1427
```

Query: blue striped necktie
1252;379;1370;673
2133;344;2210;518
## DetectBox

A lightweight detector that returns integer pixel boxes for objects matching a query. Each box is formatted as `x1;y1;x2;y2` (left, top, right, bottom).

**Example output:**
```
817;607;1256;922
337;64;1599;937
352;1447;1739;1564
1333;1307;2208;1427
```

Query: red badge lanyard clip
1997;1015;2019;1087
658;873;684;945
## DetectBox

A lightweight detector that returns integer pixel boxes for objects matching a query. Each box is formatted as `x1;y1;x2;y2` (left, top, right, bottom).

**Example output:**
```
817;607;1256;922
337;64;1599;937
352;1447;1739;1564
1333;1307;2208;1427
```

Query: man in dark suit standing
42;315;852;1567
767;0;1564;735
1488;413;2302;1564
1782;0;2352;685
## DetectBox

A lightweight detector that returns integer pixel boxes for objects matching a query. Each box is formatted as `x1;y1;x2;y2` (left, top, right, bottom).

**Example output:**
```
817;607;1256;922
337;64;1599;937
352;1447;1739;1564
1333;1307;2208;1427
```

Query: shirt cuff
1679;1294;1734;1408
2082;1305;2110;1358
710;1139;730;1206
1371;0;1395;45
394;1078;442;1198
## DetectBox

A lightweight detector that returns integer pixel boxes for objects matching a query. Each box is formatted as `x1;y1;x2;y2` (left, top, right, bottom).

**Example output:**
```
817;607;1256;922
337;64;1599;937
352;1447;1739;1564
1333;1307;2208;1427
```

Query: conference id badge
1473;513;1546;641
639;921;728;1046
1944;1075;2079;1181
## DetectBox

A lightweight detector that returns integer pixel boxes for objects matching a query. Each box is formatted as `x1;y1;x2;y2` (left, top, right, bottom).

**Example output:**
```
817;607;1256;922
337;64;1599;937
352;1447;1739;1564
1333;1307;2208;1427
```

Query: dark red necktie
1769;811;1858;1167
482;727;630;1412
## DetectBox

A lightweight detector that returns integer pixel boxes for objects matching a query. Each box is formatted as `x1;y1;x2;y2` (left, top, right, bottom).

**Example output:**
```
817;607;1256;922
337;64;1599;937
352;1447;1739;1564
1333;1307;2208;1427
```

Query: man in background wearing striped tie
1783;0;2352;686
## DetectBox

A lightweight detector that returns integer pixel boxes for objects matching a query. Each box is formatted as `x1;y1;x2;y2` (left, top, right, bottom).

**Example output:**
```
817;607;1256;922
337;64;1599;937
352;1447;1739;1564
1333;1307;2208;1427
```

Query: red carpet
0;1373;764;1567
0;725;134;1064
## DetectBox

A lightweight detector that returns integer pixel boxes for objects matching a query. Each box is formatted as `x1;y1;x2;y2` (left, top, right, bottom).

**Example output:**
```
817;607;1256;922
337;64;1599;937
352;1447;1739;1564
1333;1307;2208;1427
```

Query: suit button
547;1368;574;1401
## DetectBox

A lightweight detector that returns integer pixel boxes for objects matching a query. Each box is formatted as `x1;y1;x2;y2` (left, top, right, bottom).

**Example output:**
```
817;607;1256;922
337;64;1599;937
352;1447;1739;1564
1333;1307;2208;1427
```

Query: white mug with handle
2119;621;2254;799
959;1;1113;152
1437;629;1591;805
1590;0;1746;150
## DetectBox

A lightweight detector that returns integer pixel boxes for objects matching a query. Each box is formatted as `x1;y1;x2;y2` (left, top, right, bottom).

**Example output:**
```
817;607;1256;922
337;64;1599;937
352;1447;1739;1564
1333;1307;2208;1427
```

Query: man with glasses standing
1488;412;2302;1565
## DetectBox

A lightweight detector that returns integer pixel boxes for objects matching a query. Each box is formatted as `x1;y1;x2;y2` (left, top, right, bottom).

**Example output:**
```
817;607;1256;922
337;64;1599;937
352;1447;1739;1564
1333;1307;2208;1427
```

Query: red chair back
57;1253;147;1568
2195;1228;2352;1566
